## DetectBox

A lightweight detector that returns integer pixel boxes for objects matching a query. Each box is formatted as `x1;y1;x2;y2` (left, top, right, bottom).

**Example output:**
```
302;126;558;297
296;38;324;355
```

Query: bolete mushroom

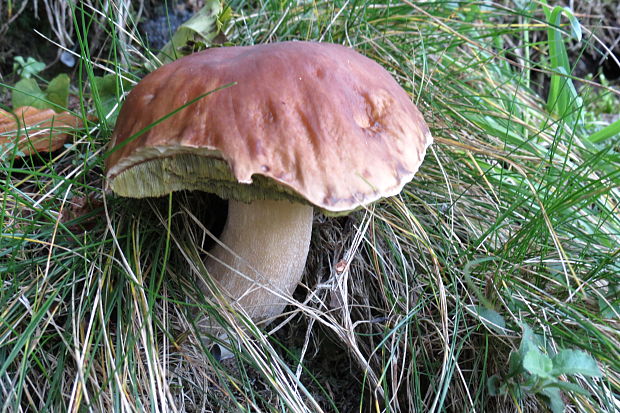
105;41;432;330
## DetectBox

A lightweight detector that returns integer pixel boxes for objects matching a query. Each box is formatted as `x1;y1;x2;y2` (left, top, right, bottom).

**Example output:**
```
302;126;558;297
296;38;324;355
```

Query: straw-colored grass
1;1;618;412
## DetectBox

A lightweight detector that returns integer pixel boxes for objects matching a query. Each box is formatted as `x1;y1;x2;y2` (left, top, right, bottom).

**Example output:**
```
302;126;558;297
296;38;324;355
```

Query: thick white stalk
202;199;313;328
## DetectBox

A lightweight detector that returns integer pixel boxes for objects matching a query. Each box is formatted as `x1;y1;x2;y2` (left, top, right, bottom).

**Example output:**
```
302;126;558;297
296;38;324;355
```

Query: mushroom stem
203;199;313;326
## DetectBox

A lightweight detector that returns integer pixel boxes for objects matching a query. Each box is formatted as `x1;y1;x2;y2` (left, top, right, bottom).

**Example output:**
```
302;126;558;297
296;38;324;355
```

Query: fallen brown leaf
0;106;82;157
60;194;104;233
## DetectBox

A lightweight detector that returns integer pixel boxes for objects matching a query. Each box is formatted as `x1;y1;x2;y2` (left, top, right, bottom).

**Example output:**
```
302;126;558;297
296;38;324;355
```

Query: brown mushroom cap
106;41;432;213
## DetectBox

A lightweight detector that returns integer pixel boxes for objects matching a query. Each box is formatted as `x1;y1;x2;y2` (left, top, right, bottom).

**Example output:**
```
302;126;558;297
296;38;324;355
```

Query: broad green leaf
518;323;544;357
92;74;132;125
157;0;223;64
508;351;524;375
551;349;602;377
540;386;566;413
523;348;553;378
11;75;70;111
46;74;70;109
472;305;506;333
11;78;46;109
546;6;581;42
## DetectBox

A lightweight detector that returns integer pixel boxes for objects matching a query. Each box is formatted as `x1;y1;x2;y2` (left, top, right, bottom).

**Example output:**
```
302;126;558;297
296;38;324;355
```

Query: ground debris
0;106;81;157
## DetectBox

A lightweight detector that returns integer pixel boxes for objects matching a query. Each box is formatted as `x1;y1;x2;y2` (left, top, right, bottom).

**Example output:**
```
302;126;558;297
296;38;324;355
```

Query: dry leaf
0;106;82;157
60;194;104;233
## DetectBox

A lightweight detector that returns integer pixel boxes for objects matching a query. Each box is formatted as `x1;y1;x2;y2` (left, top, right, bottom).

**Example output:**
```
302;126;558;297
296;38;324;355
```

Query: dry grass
0;1;619;412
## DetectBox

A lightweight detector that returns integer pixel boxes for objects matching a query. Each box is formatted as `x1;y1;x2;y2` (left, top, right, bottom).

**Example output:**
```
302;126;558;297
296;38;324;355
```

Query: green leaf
13;56;45;79
487;375;505;396
508;351;524;376
540;386;566;413
216;4;233;32
551;349;602;377
561;7;582;41
472;305;506;333
518;323;544;357
11;74;70;111
92;74;132;126
586;117;620;144
157;0;223;64
548;380;592;396
11;78;46;109
544;6;583;127
523;348;553;378
546;6;581;42
46;74;70;109
598;284;620;318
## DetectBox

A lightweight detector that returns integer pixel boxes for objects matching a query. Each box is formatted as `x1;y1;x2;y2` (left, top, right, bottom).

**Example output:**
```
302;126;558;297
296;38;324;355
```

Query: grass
1;0;619;411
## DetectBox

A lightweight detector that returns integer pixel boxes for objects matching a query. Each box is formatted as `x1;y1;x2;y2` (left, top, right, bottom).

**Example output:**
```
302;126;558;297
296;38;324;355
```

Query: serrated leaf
12;78;46;109
523;348;553;378
551;349;602;378
46;74;70;109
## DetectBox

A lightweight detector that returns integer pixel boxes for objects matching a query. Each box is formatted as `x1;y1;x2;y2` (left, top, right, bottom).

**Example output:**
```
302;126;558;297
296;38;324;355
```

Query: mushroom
105;41;432;330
